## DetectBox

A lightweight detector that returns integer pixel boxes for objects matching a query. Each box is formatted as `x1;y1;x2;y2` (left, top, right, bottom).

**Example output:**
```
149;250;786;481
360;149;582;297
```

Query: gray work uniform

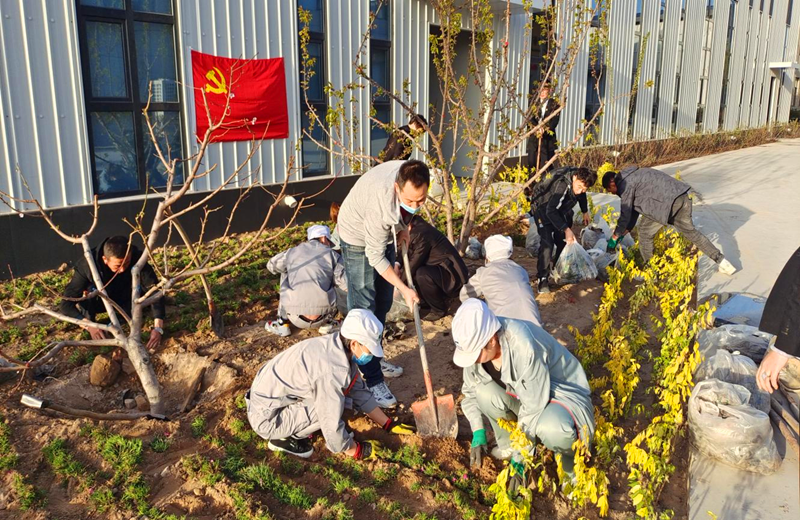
459;259;542;327
267;240;346;329
246;332;378;453
460;318;594;473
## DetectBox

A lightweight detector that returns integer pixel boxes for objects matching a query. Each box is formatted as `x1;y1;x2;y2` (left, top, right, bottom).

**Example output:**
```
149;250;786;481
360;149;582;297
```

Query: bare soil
0;225;689;520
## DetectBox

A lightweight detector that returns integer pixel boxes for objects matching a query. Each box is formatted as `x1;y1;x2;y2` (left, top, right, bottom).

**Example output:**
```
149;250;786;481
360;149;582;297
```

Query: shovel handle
401;243;438;413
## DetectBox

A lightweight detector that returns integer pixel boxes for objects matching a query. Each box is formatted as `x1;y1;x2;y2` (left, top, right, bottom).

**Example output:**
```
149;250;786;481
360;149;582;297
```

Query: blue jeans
340;240;395;388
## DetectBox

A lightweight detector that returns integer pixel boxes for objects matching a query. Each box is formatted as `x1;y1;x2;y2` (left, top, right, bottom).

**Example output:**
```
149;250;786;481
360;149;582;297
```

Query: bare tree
0;73;319;417
299;0;610;250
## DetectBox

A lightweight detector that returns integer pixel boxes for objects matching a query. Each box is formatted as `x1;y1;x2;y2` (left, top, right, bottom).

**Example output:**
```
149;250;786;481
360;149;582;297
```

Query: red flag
191;50;289;142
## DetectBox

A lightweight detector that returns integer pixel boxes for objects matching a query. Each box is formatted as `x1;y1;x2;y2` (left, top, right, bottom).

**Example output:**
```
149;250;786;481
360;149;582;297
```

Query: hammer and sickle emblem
204;66;227;95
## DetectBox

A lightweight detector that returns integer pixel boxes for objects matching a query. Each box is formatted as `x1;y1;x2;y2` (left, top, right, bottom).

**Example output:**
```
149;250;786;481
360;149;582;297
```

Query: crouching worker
452;299;594;479
397;214;469;321
246;309;415;459
265;225;346;336
460;235;542;327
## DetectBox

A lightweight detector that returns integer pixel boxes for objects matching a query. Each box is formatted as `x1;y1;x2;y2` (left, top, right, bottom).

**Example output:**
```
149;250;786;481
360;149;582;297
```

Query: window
298;0;328;176
77;0;183;198
370;0;392;156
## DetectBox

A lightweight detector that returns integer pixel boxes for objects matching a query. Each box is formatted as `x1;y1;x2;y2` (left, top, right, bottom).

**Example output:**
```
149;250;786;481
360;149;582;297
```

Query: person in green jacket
452;299;594;479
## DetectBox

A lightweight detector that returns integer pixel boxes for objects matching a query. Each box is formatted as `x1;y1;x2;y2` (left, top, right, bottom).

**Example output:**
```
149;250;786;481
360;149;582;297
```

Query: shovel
401;243;458;438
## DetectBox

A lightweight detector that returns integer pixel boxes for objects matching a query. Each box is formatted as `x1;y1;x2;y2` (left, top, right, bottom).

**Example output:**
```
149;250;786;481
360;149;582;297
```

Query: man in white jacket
337;160;429;407
265;225;346;336
460;235;542;327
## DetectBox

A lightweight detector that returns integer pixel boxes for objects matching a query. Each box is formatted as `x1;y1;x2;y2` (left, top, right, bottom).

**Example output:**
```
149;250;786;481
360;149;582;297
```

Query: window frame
370;0;392;157
76;0;184;199
298;0;329;177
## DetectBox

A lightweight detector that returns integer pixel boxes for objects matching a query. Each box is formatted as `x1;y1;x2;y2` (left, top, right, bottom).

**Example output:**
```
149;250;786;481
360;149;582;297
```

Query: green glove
607;237;619;250
470;429;488;468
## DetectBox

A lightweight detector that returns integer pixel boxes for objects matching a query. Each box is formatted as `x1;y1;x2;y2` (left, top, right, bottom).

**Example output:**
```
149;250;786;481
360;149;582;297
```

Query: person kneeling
246;309;415;459
452;299;594;479
265;224;346;337
460;235;542;327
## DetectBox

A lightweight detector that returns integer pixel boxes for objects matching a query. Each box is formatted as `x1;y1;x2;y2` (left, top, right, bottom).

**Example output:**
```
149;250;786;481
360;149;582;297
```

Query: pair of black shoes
268;436;313;458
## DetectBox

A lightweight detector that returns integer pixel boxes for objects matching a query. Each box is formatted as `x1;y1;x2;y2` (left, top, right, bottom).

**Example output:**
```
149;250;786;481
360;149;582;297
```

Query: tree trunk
124;337;164;415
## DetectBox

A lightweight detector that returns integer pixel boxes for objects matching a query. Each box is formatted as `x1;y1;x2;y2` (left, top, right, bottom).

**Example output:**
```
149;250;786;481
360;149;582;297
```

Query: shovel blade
411;394;458;438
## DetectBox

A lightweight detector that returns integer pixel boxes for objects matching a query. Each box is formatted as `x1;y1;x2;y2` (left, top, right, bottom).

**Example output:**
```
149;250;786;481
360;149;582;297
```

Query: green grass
150;435;171;453
43;438;90;483
98;434;143;476
89;485;116;512
10;472;45;510
191;415;207;438
322;501;355;520
388;445;425;468
372;465;398;487
239;463;315;510
182;454;224;486
0;416;19;470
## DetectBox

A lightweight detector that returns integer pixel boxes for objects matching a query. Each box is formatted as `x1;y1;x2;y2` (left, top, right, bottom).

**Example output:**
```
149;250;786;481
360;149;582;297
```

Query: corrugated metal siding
759;0;789;124
703;0;731;133
600;0;636;145
675;0;705;133
554;1;590;148
738;6;761;127
632;0;661;141
723;0;748;129
777;0;800;121
0;0;92;215
748;6;771;126
655;0;683;138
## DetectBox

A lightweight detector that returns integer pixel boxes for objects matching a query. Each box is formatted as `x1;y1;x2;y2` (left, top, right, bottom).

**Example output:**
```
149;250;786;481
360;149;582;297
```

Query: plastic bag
688;379;780;475
580;226;603;250
712;293;766;327
587;248;617;271
525;217;540;257
465;237;484;260
697;324;772;364
552;243;598;284
695;349;770;413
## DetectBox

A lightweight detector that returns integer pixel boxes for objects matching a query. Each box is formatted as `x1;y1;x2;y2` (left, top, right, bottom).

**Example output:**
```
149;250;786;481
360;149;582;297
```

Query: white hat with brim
307;224;332;241
341;309;384;357
451;299;501;368
484;234;513;262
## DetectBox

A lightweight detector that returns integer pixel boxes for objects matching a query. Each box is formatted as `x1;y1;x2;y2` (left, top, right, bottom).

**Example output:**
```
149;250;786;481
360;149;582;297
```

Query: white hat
484;235;513;262
340;309;384;357
307;224;331;241
451;299;501;368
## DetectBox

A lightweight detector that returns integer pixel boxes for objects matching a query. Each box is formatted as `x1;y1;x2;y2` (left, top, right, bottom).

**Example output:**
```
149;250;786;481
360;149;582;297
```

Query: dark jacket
532;168;588;232
614;166;691;237
379;125;414;162
760;246;800;357
526;99;560;153
59;238;166;321
401;216;469;290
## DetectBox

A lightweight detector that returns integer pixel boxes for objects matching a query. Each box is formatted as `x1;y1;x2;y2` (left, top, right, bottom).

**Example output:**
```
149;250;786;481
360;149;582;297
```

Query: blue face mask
352;352;374;366
399;202;421;215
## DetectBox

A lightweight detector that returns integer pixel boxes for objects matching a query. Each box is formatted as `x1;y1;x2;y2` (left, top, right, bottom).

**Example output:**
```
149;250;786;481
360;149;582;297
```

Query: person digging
601;165;737;275
264;224;346;337
59;235;166;352
460;234;543;327
246;309;415;460
452;299;594;486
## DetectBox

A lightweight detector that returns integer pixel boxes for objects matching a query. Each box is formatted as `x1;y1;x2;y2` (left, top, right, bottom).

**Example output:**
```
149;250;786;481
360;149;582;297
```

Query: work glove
607;237;619;251
353;440;382;461
507;453;528;496
383;418;416;435
470;429;489;468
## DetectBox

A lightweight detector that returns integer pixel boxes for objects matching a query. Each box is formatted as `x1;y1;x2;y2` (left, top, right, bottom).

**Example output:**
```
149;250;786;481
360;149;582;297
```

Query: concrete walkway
656;139;800;520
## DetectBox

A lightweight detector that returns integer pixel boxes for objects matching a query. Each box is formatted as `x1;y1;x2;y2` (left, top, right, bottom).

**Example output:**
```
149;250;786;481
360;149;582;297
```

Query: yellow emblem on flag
204;66;227;95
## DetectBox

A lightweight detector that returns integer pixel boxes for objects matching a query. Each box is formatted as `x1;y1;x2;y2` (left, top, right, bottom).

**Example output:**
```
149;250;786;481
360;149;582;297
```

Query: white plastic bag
552;243;598;284
587;248;617;271
695;350;770;413
465;237;484;260
688;379;780;475
580;226;603;250
697;324;772;363
525;217;540;257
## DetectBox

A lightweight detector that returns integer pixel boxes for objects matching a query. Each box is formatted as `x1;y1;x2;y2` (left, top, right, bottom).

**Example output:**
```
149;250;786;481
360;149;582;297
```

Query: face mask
399;202;420;215
352;352;374;366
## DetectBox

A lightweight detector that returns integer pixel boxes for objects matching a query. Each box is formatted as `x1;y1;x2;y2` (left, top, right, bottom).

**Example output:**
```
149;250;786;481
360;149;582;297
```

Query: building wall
552;0;800;148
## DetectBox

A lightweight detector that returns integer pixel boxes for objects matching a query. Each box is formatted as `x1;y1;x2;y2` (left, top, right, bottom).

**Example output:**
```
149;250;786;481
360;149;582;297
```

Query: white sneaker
380;359;404;378
491;446;514;460
319;319;340;334
718;258;737;276
369;382;397;408
265;320;291;337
